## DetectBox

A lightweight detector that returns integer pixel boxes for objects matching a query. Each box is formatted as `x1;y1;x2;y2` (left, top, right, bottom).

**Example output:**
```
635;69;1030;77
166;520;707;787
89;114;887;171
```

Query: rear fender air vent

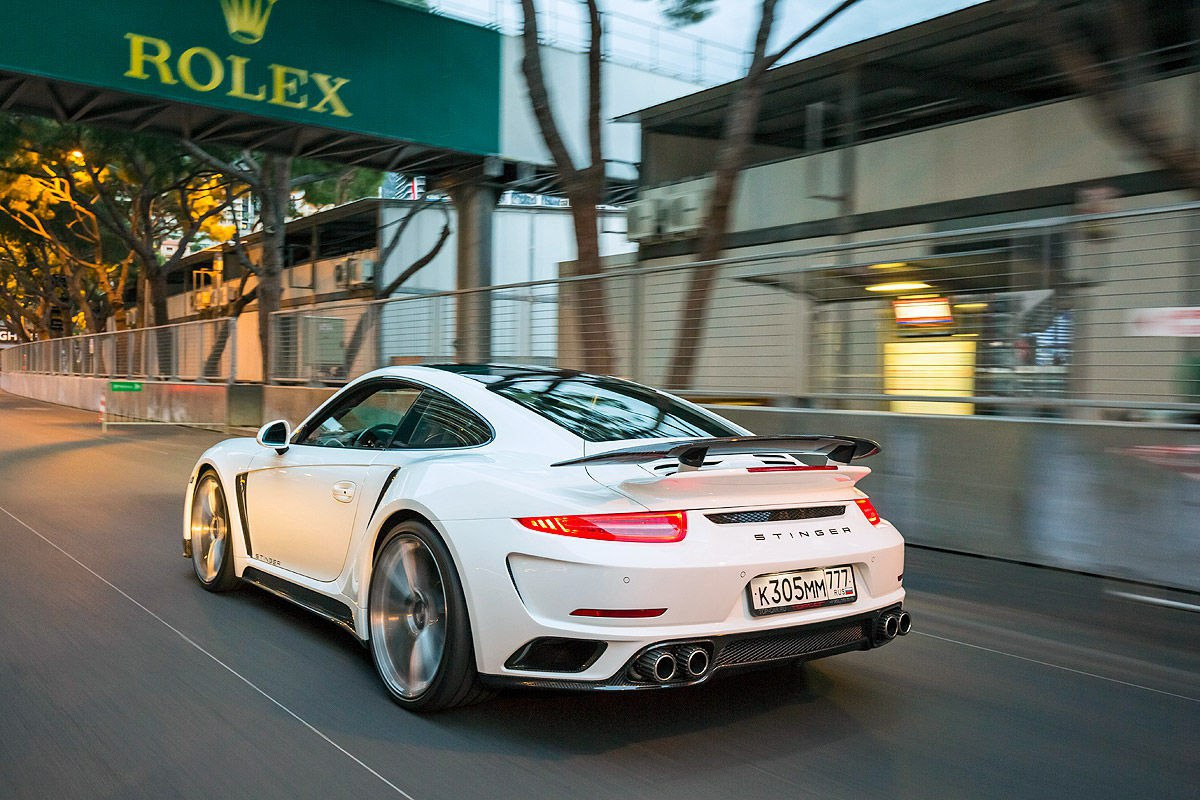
653;459;721;473
649;452;826;476
706;506;847;525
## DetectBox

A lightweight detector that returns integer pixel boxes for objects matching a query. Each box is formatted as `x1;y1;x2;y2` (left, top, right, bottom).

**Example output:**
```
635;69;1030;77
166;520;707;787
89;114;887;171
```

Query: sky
428;0;989;85
604;0;987;56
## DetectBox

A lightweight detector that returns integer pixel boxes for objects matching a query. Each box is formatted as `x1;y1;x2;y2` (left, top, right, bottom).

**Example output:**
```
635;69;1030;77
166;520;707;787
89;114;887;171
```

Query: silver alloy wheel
370;534;448;699
190;473;229;583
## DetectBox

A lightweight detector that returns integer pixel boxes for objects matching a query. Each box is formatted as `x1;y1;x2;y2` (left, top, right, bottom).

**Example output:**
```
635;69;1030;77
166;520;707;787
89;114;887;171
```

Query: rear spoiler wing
551;435;880;469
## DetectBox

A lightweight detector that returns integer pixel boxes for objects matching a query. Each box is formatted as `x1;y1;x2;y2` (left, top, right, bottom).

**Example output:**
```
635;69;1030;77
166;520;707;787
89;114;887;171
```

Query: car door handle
332;481;357;503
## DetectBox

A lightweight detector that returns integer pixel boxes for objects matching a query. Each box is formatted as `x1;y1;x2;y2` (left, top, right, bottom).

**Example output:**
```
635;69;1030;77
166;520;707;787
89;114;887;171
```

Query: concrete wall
646;73;1198;234
0;374;263;428
719;406;1200;592
6;373;1195;590
261;385;337;429
0;373;105;412
499;36;704;180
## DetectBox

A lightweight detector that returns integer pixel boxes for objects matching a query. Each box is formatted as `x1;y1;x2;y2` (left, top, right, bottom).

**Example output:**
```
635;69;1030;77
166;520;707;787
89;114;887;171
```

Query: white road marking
1106;590;1200;614
0;504;418;800
914;631;1199;703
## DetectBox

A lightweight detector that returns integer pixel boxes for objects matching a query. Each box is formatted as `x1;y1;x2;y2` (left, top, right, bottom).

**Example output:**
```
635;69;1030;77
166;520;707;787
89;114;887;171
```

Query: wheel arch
183;455;252;568
371;508;438;564
359;505;478;654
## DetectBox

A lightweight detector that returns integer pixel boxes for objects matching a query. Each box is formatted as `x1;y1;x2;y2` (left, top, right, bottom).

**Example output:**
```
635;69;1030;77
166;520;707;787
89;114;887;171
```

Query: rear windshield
489;376;741;442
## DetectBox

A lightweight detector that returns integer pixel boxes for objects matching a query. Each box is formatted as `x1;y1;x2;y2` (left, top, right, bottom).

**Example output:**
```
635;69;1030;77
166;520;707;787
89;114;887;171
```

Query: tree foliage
0;116;250;335
0;119;129;335
655;0;715;26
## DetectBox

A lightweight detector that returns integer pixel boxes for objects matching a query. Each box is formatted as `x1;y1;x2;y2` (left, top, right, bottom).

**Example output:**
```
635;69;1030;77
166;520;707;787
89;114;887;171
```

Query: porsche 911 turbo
184;364;911;711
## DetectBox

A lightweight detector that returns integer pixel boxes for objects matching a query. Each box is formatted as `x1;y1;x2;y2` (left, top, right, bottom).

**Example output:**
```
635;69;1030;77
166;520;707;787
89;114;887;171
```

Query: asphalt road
1;391;1197;800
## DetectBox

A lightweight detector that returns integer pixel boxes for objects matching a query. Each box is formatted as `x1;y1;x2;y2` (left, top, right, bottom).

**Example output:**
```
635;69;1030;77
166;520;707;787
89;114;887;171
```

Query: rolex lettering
121;1;352;118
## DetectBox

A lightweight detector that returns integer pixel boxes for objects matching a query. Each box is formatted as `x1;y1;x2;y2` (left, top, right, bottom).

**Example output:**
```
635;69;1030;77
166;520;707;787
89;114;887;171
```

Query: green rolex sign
0;0;500;155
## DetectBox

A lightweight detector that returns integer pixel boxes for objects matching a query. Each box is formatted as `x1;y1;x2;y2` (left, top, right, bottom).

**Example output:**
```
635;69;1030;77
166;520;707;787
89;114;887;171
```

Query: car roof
422;363;598;383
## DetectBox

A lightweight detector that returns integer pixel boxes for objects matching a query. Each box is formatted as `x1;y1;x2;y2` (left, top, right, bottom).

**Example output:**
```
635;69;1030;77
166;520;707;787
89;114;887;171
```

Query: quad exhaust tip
877;613;900;641
633;644;713;683
677;644;710;678
873;609;912;644
636;649;677;683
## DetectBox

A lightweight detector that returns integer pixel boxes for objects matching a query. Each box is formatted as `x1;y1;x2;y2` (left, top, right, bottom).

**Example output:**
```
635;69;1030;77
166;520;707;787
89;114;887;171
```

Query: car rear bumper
440;513;906;681
480;604;910;691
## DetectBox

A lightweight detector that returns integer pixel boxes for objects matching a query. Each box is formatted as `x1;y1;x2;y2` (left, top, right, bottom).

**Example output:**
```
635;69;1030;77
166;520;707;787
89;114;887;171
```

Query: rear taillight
516;511;687;542
855;498;881;525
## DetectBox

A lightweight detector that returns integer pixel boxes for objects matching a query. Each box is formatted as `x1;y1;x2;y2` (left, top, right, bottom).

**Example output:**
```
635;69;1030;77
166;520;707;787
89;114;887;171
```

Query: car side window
296;383;421;450
393;390;491;449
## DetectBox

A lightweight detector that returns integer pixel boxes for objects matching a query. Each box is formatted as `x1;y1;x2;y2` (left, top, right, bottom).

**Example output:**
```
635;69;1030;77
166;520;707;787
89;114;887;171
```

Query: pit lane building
619;0;1200;418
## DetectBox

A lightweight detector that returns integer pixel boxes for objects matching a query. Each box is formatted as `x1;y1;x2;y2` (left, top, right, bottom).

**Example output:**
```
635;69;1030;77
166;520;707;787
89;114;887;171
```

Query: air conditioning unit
302;316;346;368
215;284;236;307
356;259;376;288
665;192;705;236
626;199;660;242
335;257;375;289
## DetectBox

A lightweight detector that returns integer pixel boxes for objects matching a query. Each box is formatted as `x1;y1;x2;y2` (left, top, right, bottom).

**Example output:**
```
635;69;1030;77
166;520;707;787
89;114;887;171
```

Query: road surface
1;391;1196;799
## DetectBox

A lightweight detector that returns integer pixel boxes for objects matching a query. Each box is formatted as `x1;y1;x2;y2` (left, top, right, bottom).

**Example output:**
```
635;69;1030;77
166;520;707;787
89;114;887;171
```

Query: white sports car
184;365;910;710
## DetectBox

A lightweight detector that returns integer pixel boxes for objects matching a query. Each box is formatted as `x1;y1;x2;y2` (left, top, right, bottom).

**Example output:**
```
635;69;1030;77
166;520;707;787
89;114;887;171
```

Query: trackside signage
1128;307;1200;337
0;0;500;155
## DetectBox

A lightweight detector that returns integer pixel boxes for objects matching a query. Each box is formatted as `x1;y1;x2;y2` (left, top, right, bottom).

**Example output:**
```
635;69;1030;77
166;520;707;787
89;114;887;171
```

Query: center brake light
746;465;838;473
855;498;882;525
517;511;687;543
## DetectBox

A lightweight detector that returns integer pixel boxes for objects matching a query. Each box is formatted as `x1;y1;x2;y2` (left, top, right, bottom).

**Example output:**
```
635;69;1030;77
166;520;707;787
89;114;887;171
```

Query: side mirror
256;419;292;454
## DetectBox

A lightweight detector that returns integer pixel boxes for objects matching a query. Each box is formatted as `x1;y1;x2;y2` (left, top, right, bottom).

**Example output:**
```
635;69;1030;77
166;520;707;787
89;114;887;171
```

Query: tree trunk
65;269;100;334
518;0;615;374
149;269;170;328
256;153;292;382
662;0;867;390
147;270;174;377
568;198;615;374
664;1;779;390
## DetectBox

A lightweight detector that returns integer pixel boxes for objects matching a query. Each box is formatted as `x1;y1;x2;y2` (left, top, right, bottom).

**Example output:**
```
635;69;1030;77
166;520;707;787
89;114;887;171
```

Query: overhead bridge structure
0;0;503;176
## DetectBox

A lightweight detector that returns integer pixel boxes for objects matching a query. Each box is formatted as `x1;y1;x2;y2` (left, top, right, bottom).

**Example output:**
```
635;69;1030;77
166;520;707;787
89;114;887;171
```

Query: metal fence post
228;317;237;384
372;303;383;372
431;297;443;361
630;271;644;384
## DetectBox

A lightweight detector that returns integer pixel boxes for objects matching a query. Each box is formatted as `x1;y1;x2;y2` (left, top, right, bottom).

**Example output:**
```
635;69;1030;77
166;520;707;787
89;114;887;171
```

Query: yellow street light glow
869;261;907;270
69;150;84;160
865;281;932;293
954;302;988;311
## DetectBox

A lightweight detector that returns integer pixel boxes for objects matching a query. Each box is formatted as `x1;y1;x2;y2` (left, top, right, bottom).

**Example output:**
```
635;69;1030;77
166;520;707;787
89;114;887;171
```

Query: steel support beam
449;180;498;362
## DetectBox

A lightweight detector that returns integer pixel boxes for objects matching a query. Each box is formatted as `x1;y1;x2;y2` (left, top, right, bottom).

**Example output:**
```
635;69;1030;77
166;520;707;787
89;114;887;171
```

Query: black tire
368;520;491;711
189;470;239;593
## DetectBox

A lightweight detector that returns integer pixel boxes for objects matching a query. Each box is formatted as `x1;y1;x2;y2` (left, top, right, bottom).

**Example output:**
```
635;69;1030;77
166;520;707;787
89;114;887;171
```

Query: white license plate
747;565;857;616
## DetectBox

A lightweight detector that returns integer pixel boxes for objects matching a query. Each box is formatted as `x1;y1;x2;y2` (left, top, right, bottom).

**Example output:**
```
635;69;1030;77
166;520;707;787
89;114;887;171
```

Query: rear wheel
189;471;238;592
368;520;490;711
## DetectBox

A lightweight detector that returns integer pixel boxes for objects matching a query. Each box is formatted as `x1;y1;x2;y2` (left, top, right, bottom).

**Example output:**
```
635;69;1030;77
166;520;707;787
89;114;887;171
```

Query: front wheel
189;470;239;592
368;520;490;711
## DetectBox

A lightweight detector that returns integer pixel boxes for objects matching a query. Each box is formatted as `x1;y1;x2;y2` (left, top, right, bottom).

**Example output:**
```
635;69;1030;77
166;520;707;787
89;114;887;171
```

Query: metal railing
0;318;237;383
270;201;1200;423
